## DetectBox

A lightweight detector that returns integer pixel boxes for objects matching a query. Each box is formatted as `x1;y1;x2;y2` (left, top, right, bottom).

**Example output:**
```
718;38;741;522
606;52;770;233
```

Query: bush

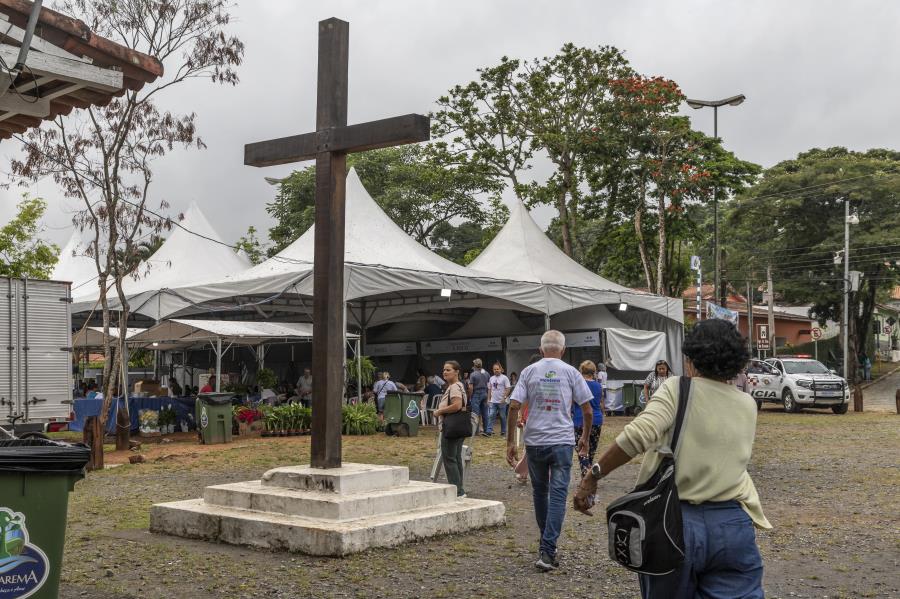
342;403;378;436
257;368;277;390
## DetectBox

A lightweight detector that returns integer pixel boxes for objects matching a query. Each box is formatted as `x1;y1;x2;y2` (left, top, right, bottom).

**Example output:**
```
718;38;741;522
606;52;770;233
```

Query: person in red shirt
200;376;216;394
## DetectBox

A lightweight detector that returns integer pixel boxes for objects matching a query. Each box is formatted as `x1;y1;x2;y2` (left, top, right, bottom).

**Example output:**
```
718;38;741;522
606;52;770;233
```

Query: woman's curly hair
682;319;749;380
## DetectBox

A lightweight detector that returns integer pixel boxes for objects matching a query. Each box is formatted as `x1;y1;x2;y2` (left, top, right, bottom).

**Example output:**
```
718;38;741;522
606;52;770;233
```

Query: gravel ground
57;409;899;599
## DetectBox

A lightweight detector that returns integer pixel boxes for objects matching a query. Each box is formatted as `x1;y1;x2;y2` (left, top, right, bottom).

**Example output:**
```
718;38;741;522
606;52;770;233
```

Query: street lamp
685;94;746;307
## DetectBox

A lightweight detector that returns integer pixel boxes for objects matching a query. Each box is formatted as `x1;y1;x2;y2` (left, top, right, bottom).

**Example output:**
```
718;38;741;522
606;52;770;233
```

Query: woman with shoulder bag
433;360;468;498
575;319;770;599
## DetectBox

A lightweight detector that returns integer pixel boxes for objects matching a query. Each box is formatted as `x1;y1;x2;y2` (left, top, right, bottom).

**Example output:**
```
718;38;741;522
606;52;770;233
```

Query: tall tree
11;0;243;463
433;45;634;258
0;197;58;278
234;226;266;265
726;147;900;384
581;76;759;295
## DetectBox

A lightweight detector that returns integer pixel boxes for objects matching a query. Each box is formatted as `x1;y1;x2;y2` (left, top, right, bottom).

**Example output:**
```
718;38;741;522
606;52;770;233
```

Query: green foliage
256;367;277;390
262;403;312;432
726;147;900;380
234;225;266;265
0;196;58;279
346;355;376;388
342;403;378;436
128;348;153;368
266;145;500;259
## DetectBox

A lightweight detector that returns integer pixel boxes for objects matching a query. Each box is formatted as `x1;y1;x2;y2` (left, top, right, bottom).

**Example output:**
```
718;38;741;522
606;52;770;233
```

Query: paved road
862;368;900;412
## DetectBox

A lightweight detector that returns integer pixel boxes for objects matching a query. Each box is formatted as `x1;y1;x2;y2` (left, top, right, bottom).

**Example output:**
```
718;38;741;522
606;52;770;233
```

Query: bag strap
670;376;692;454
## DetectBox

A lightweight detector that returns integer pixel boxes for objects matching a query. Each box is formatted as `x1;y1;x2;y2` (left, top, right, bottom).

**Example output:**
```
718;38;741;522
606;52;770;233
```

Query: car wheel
832;402;849;415
782;389;800;413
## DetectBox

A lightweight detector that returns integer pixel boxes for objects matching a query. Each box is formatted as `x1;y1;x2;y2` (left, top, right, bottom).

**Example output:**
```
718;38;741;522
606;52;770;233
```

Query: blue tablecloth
71;396;199;433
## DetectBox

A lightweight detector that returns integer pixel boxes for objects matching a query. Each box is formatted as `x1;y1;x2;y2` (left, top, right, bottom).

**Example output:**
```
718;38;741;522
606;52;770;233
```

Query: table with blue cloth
71;396;200;433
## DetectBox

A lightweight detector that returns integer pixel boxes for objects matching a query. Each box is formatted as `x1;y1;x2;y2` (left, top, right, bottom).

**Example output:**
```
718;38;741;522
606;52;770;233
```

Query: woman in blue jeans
576;319;769;598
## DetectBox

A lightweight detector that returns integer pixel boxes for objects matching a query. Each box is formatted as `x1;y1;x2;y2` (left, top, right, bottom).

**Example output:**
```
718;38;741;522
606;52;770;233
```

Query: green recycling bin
384;392;421;437
623;383;643;416
196;393;235;444
0;438;90;599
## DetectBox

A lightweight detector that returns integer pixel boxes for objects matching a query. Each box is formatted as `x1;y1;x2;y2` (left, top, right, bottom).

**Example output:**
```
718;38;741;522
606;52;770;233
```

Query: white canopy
71;202;252;319
127;319;347;349
470;200;684;323
51;230;99;295
72;326;147;349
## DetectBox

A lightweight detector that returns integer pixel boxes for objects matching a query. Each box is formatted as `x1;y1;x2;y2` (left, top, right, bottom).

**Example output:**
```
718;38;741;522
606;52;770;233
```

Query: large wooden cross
244;18;429;468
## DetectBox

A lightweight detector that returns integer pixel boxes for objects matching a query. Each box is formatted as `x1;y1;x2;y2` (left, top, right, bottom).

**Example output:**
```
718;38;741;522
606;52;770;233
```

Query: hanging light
440;288;452;298
152;342;159;347
619;301;628;312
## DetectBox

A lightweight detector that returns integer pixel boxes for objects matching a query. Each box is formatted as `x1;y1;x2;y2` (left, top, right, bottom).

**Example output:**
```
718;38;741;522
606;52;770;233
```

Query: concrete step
203;479;458;521
260;463;409;494
150;495;505;556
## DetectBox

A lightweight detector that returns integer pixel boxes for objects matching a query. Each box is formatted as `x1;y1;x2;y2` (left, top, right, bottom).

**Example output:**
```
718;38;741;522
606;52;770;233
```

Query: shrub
342;403;378;436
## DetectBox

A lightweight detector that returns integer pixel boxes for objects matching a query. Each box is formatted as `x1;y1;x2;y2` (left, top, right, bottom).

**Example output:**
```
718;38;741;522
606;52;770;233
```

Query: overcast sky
3;0;900;248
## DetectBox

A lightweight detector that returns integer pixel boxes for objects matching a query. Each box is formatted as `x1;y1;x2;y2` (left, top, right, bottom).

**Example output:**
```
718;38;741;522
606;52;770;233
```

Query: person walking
575;319;770;598
487;362;512;436
572;360;604;477
506;330;594;571
296;368;313;408
468;359;491;436
642;360;672;404
433;360;468;498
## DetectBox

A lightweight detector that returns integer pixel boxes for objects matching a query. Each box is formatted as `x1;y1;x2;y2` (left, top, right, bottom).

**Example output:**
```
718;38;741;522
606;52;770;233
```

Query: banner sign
364;342;417;357
421;337;502;355
505;331;601;350
706;302;739;325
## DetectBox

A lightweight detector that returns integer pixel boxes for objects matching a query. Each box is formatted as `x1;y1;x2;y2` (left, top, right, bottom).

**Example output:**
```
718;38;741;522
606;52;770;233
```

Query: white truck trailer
0;277;73;437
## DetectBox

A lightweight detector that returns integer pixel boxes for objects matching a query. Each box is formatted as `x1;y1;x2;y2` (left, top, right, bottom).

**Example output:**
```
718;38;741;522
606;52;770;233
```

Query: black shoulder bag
441;383;472;439
606;376;692;576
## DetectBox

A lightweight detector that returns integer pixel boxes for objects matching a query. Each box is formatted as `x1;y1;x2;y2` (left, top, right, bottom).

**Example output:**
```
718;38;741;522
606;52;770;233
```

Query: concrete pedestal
150;463;505;556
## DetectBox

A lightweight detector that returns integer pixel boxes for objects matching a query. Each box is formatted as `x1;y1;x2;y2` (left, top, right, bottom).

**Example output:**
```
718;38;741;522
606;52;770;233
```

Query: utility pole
747;279;754;357
843;196;850;382
720;247;728;308
767;265;776;358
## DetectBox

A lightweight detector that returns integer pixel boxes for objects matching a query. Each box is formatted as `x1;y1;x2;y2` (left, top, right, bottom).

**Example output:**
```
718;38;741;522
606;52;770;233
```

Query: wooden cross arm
244;113;430;167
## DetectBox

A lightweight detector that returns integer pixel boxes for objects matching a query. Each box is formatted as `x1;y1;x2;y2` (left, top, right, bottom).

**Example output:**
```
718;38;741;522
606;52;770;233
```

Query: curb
860;364;900;390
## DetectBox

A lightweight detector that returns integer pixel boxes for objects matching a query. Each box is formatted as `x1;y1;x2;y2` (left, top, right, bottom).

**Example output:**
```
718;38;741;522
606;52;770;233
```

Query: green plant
257;367;277;390
341;403;378;436
346;355;376;388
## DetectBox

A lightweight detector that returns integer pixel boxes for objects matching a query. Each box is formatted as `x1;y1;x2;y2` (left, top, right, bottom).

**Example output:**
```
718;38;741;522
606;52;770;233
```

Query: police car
746;357;849;414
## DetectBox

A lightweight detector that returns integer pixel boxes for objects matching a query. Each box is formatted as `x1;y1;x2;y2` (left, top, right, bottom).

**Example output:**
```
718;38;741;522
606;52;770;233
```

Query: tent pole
215;336;222;392
544;313;551;331
356;338;362;403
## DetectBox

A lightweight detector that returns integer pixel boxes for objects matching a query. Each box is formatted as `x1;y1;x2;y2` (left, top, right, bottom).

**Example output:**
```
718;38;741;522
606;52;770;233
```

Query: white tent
71;202;252;319
51;230;99;295
73;326;147;349
470;200;683;371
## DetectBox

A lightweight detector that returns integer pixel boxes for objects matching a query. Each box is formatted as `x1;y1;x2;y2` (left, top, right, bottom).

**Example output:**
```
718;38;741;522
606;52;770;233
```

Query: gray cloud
3;0;899;248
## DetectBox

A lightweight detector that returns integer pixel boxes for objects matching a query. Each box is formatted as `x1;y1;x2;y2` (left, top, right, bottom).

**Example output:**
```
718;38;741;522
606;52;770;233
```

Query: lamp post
685;94;746;307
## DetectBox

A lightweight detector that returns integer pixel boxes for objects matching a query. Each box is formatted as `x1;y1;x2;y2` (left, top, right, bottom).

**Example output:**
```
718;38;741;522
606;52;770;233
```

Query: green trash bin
196;393;235;444
384;392;421;437
0;438;90;599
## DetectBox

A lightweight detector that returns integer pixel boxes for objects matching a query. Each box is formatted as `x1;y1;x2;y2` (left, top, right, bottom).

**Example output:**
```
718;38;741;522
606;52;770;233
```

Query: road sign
884;325;892;335
756;323;769;341
690;255;701;271
757;339;771;351
811;327;822;340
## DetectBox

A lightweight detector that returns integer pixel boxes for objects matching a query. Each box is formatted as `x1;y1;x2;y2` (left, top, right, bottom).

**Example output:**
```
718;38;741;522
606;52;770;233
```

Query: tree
580;76;759;296
11;0;243;463
726;147;900;384
235;226;266;265
432;45;634;259
0;197;58;278
266;145;499;257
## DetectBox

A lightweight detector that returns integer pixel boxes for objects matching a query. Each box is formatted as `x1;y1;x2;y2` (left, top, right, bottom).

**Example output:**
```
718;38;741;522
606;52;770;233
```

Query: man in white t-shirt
507;330;593;572
487;363;511;436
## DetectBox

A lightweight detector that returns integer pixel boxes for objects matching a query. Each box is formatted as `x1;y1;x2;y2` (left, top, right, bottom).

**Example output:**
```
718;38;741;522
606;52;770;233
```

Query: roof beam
0;42;121;92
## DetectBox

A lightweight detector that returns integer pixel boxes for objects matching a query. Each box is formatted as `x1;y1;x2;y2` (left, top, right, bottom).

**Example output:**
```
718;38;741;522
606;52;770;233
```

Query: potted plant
139;409;160;437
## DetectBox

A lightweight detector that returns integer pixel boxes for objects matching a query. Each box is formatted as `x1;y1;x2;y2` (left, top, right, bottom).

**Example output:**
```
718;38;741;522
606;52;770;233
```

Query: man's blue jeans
487;402;507;435
470;389;489;433
525;444;573;556
639;501;764;599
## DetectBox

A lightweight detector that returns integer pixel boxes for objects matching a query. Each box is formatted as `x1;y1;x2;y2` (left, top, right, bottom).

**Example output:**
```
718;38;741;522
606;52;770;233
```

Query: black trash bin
0;438;90;599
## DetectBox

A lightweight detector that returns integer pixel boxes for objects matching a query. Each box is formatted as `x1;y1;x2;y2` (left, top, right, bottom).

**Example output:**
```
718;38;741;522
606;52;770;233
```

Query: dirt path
58;412;899;599
863;369;900;412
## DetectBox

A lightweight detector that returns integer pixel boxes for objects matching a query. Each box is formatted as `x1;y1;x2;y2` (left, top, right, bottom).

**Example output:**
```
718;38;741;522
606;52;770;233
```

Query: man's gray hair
540;330;566;353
